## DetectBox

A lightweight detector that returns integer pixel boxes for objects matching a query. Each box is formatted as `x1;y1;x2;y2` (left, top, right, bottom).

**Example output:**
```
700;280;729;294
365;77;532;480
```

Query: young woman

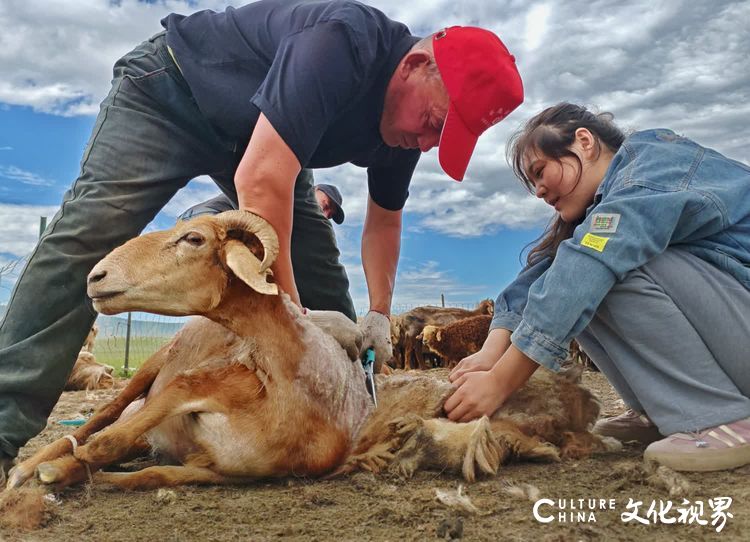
445;103;750;472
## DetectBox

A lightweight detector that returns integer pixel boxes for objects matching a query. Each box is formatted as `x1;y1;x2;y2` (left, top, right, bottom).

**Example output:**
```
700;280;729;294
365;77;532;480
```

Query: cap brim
332;205;344;224
438;102;478;182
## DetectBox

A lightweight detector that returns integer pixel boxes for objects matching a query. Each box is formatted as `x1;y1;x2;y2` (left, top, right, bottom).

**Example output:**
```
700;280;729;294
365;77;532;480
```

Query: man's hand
359;311;392;369
307;310;363;361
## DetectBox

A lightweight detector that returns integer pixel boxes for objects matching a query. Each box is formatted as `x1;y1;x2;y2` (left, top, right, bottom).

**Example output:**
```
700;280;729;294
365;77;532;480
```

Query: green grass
92;336;173;374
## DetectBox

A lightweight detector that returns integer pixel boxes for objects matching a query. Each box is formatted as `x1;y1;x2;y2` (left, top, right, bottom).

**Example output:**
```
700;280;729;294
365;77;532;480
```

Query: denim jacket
491;129;750;372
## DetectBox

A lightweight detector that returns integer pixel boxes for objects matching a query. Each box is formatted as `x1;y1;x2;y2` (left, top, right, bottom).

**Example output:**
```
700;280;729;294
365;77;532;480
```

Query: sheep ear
224;239;278;296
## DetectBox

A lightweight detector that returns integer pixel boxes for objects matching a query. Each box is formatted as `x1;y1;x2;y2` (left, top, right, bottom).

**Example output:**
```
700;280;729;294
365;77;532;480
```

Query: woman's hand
449;328;511;382
444;345;540;423
444;369;508;422
449;350;499;382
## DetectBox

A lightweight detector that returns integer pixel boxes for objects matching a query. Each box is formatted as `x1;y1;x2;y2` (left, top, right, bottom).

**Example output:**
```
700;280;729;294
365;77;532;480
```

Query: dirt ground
2;371;749;542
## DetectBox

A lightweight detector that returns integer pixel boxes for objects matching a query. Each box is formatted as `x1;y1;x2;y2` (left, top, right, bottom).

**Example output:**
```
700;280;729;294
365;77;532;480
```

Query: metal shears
361;347;377;407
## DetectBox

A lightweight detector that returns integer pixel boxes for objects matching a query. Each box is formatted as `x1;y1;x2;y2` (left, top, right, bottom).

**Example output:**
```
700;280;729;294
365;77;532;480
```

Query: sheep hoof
389;414;424;439
6;464;33;489
392;457;419;479
36;462;63;484
388;416;429;479
462;417;502;482
598;435;623;452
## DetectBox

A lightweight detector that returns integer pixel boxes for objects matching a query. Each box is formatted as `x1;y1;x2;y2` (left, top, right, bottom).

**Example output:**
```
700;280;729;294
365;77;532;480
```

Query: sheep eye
182;232;205;247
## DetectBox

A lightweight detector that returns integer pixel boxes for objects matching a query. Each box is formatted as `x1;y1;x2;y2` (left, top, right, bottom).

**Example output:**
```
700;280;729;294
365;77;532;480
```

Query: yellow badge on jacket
581;233;609;252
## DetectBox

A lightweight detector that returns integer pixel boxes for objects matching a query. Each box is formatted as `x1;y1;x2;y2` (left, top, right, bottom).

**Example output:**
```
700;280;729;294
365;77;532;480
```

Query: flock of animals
6;211;617;492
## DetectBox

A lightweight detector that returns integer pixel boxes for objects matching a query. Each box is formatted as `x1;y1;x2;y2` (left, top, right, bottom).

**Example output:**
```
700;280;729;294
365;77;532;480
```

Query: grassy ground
91;336;171;374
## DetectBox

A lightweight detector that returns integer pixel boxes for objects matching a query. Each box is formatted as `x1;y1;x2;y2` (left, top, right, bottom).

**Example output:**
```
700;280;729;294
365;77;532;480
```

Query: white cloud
524;3;550;51
0;0;232;116
0;203;59;257
0;165;55;186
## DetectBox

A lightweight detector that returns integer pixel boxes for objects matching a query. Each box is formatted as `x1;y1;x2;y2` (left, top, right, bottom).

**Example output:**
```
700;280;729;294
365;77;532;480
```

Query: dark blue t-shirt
162;0;420;210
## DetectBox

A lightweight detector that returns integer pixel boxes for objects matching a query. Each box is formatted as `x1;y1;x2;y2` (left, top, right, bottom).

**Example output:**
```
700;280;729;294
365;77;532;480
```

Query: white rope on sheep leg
64;434;93;484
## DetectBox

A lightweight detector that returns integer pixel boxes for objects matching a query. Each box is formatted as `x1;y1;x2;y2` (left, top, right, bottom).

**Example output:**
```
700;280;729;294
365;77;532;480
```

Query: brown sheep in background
64;352;115;392
420;314;492;368
64;323;115;391
394;300;494;370
81;323;98;353
388;314;405;368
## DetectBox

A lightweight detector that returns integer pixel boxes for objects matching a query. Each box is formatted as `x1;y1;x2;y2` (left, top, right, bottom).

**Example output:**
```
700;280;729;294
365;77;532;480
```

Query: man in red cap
1;0;522;481
381;25;524;181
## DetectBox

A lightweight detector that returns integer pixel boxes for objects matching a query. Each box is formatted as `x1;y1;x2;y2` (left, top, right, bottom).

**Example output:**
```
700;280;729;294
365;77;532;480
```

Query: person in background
180;183;345;224
446;103;750;472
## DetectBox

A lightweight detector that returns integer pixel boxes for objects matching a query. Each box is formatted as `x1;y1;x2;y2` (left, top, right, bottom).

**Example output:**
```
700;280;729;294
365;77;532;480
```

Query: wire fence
88;297;491;373
92;313;187;373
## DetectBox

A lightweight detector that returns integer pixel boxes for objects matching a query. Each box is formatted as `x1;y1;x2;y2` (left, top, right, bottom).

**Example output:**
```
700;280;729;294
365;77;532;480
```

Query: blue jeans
0;33;353;458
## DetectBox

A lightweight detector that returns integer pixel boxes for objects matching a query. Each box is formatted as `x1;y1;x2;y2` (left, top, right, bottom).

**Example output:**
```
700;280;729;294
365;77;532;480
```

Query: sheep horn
216;210;279;273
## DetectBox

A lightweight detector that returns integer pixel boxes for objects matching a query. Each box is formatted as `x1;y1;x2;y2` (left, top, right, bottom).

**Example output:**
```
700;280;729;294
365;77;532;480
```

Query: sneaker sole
593;425;662;445
644;446;750;472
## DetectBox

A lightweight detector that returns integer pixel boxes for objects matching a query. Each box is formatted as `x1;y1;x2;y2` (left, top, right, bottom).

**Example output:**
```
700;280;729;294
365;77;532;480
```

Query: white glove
359;311;392;371
307;309;363;361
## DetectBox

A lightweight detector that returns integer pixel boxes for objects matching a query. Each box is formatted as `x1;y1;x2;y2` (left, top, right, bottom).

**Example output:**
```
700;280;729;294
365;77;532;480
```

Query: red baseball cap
433;26;524;181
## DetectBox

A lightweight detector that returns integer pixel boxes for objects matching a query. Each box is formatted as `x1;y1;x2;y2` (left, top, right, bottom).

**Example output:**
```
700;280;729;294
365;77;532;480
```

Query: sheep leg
93;465;245;490
403;339;414;369
414;343;428;370
488;419;561;463
329;440;396;477
35;437;151;489
6;347;169;489
74;364;250;466
558;431;622;459
391;345;403;369
388;415;504;482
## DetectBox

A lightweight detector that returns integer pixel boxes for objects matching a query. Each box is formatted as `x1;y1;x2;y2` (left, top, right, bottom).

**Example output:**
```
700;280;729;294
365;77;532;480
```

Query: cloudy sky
0;0;748;315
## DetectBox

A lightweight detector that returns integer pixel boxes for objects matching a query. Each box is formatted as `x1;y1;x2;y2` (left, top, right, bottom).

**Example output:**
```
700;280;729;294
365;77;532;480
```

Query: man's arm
234;113;302;306
361;195;402;315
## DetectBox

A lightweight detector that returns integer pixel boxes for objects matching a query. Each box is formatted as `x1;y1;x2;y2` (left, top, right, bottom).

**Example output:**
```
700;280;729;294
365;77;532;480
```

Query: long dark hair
506;103;626;266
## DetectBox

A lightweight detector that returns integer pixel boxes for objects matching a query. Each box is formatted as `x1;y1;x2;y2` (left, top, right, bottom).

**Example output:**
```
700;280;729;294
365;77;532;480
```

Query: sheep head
478;299;494;315
421;325;441;348
87;211;279;316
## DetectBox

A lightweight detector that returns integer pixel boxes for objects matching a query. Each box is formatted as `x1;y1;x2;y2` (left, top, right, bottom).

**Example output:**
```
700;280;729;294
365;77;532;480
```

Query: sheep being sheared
8;212;617;491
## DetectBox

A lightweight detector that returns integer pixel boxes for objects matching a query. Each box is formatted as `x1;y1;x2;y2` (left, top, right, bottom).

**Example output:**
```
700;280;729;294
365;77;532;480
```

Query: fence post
124;312;132;372
441;293;445;307
39;216;47;238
